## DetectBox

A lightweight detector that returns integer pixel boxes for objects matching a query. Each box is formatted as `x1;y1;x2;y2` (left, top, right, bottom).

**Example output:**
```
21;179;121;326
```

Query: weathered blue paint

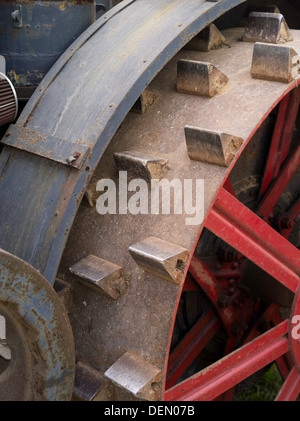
0;0;248;284
0;249;75;400
3;124;91;169
0;1;95;87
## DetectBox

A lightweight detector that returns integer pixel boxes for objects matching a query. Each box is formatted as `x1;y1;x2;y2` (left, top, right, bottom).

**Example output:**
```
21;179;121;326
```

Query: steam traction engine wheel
0;0;300;400
59;8;300;400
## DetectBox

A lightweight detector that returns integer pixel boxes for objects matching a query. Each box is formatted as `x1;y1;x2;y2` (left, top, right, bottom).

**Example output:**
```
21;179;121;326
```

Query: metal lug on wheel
69;255;127;300
243;12;292;44
131;89;157;114
245;5;281;16
185;24;226;52
73;361;115;401
104;352;162;401
251;43;300;83
184;126;243;167
177;60;228;97
129;237;189;284
113;151;169;182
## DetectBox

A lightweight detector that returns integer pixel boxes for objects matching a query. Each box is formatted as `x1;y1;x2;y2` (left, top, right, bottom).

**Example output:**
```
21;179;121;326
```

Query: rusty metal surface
184;24;226;52
128;237;189;284
56;28;300;400
177;59;229;97
184;127;243;166
243;12;293;44
251;42;300;83
0;0;252;284
113;151;169;182
104;352;162;401
0;249;75;400
73;361;114;401
69;255;126;299
0;0;299;401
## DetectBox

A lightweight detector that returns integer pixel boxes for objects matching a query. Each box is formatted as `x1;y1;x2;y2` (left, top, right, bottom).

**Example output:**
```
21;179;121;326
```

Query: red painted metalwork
275;366;300;401
260;93;290;198
223;178;236;197
182;273;199;292
188;255;244;336
205;188;300;293
280;199;300;239
289;285;300;369
166;85;300;401
276;355;294;382
260;89;300;198
165;321;289;401
275;88;300;174
166;311;220;389
258;145;300;218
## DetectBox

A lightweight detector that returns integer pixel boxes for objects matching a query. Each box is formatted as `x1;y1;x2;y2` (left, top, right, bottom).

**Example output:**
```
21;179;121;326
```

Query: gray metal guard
0;0;248;284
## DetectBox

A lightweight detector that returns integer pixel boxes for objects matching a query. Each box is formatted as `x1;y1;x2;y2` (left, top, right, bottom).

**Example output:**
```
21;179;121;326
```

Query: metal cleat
73;361;115;401
131;89;157;114
184;126;243;167
185;24;226;52
69;255;128;300
251;42;300;83
129;237;189;284
104;352;161;401
113;151;168;182
177;60;228;98
243;12;293;44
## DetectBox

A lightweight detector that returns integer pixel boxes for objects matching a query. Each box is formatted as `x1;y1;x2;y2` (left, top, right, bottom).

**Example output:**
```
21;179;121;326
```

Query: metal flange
0;249;75;400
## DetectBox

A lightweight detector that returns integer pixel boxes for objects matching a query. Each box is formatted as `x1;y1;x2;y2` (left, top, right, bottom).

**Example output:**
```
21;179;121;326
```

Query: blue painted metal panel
0;0;248;284
0;1;95;88
3;124;91;169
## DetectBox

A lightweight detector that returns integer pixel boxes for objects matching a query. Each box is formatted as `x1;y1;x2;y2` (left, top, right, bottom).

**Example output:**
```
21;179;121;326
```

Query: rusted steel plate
0;249;75;400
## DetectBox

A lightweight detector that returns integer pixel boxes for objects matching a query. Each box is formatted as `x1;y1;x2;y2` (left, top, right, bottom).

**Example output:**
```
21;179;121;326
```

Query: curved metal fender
0;0;257;283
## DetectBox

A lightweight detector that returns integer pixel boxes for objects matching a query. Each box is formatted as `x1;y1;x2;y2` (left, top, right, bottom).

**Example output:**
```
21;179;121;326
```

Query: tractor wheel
58;16;300;401
0;1;300;401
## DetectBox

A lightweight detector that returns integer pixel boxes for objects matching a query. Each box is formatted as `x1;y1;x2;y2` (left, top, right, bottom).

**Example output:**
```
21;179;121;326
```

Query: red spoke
260;94;290;197
260;89;300;197
205;188;300;293
165;321;288;401
275;366;300;401
214;338;237;401
166;311;220;389
258;145;300;218
182;273;200;291
276;89;300;173
280;198;300;239
276;355;294;381
189;255;237;335
223;178;236;197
